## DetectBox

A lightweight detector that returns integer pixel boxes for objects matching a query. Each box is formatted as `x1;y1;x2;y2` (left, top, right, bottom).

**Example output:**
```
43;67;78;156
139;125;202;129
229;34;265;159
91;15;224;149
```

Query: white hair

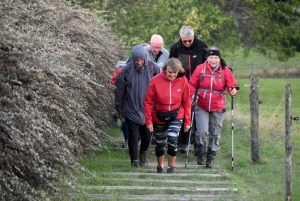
179;26;194;37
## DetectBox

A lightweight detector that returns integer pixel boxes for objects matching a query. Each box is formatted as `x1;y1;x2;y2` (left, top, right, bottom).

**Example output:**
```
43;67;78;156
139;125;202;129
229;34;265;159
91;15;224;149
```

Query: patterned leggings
154;118;183;157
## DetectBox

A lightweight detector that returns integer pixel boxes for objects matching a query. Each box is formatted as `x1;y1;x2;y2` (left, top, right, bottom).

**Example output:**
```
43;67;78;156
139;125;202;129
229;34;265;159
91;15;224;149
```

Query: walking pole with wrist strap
231;86;239;171
185;89;198;168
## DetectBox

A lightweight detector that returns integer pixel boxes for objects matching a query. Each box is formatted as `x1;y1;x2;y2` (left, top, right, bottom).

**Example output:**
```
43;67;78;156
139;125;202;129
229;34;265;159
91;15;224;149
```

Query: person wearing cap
115;45;160;168
169;26;208;154
189;47;238;168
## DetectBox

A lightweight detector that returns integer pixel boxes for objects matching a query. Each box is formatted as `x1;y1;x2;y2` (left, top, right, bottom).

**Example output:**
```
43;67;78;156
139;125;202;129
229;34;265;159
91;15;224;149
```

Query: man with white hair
169;26;208;154
144;34;169;70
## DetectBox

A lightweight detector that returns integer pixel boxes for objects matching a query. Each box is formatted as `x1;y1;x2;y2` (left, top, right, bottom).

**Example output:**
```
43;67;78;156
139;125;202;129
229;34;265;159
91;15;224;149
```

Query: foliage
73;0;241;54
73;0;300;61
0;0;125;200
245;0;300;61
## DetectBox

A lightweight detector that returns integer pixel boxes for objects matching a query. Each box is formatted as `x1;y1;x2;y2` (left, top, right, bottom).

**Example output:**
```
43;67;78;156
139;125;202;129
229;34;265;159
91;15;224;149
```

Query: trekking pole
185;90;198;168
148;130;154;148
231;86;239;171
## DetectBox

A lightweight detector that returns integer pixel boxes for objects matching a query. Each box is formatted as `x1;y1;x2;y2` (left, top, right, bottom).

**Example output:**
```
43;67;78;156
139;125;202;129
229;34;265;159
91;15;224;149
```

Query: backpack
200;62;225;87
174;43;207;63
119;60;158;84
199;60;233;90
109;61;126;92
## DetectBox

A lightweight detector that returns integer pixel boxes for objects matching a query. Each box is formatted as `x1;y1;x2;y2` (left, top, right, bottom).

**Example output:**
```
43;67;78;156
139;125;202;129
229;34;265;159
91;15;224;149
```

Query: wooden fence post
285;84;292;201
249;76;260;163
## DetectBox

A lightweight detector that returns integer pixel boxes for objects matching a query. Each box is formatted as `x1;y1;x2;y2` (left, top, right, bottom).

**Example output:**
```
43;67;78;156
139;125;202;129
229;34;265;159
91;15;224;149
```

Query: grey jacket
144;45;169;71
115;45;160;125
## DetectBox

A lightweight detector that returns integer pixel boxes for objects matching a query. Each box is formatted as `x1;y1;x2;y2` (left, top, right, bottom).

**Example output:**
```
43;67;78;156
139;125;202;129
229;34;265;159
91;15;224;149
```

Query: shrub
0;0;125;200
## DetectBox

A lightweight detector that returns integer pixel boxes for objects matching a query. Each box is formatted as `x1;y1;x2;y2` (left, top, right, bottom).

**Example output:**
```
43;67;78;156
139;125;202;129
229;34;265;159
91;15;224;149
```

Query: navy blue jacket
115;45;160;125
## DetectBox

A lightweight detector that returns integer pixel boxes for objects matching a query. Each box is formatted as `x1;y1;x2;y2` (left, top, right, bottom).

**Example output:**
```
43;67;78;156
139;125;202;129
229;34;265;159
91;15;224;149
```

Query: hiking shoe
206;159;214;168
167;166;175;174
131;160;139;168
139;151;148;167
157;165;163;173
197;154;205;165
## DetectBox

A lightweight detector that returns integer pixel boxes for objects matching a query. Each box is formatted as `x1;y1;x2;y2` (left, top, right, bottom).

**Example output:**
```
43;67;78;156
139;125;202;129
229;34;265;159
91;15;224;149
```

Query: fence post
285;84;292;201
249;76;260;163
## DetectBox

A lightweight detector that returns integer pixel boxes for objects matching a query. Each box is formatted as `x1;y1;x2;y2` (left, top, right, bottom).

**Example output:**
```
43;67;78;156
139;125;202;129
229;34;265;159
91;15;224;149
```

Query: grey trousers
194;106;226;159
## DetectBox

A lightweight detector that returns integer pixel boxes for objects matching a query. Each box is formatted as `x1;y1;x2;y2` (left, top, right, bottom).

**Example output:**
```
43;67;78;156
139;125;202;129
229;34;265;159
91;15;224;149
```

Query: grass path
76;135;246;200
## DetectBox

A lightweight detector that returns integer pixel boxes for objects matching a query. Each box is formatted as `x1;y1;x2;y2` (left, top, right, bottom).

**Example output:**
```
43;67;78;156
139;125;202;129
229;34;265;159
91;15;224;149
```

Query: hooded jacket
144;71;191;127
189;61;238;112
169;35;208;80
115;45;160;125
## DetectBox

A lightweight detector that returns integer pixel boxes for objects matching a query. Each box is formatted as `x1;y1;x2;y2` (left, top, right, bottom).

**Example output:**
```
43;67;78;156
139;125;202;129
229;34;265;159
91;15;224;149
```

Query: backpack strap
199;63;226;88
119;61;157;85
148;60;158;76
117;62;131;84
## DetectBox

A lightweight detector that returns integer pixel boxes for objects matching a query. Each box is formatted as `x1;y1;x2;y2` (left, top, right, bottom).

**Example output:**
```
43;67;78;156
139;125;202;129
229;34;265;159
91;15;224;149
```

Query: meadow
81;49;300;200
218;78;300;200
225;48;300;79
78;78;300;201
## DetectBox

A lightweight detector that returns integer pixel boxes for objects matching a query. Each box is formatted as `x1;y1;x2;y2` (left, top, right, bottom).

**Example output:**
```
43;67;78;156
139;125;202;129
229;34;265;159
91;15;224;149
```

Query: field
78;78;300;200
218;78;300;200
225;48;300;79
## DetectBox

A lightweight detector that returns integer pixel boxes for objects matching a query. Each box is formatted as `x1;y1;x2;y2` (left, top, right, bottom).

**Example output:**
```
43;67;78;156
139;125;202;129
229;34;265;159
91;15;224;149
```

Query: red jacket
189;61;238;112
144;72;191;126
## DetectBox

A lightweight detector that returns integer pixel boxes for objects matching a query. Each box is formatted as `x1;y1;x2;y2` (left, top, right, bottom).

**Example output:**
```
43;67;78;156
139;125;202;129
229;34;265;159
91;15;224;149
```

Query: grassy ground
218;78;300;200
79;78;300;200
225;49;300;79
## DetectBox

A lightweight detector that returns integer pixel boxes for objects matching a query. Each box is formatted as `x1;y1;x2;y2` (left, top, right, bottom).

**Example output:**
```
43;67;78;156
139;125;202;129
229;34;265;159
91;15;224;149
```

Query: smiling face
134;58;145;68
207;55;220;68
165;66;179;81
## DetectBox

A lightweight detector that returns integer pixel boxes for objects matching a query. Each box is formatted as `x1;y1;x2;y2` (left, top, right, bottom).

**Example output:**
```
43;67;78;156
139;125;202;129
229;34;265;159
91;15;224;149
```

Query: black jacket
169;35;208;80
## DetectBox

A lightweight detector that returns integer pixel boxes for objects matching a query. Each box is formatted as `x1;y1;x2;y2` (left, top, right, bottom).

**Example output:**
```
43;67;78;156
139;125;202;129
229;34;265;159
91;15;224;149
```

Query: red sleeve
144;79;155;126
182;78;191;127
224;67;238;95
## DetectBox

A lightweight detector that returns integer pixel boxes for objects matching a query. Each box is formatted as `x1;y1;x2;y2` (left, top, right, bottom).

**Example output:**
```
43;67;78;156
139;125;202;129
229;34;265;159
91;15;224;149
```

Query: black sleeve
169;45;177;58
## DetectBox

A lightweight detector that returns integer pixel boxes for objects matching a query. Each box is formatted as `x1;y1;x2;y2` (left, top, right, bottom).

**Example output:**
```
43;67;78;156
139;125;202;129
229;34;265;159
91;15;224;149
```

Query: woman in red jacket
189;48;238;168
144;58;191;173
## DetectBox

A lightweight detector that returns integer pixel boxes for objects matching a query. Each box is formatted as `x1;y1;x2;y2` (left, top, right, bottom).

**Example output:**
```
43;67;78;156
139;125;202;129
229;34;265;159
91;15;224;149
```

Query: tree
207;0;300;61
75;0;300;61
90;0;241;55
246;0;300;61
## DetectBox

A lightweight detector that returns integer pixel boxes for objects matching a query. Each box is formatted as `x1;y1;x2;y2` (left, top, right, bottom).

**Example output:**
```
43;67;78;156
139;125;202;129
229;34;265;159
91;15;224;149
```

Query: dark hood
131;45;147;61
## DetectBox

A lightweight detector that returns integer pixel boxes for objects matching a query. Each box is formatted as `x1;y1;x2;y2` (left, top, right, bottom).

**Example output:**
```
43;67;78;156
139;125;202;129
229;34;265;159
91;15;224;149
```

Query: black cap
207;49;221;58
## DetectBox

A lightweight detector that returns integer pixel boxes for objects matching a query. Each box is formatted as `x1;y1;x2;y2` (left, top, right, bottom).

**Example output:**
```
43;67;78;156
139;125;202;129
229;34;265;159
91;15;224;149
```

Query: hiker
127;35;169;70
115;44;160;168
143;34;170;145
169;25;208;154
144;58;191;173
144;34;169;70
109;61;129;148
189;47;238;168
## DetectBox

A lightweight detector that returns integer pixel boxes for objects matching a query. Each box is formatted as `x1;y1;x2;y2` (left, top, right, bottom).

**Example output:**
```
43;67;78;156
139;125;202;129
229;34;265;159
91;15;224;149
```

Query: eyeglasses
151;45;162;50
182;39;193;44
